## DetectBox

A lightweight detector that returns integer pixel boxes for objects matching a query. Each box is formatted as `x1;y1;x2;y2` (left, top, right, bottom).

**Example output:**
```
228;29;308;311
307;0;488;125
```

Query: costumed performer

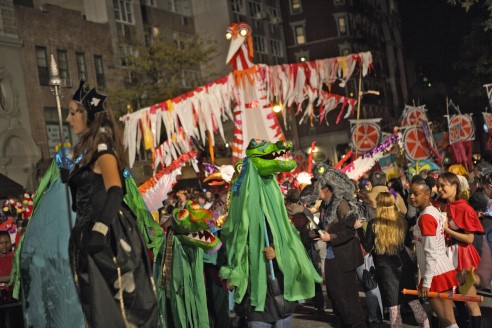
409;176;459;328
437;172;483;328
154;200;222;327
65;79;157;327
220;139;322;326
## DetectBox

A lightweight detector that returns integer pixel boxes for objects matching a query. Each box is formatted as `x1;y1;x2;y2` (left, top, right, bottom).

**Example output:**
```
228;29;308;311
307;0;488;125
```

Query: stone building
2;0;410;188
0;0;40;193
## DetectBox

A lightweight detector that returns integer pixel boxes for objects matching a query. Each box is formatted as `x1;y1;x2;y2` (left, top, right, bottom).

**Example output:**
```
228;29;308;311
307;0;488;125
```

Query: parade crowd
0;79;491;328
153;159;491;328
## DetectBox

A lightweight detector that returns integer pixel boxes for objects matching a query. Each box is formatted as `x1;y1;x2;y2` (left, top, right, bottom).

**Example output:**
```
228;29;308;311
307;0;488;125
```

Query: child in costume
409;176;458;328
437;172;483;327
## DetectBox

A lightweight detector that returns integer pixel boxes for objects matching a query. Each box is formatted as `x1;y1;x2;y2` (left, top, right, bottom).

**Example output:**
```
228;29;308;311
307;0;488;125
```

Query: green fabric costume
219;139;322;312
154;201;222;327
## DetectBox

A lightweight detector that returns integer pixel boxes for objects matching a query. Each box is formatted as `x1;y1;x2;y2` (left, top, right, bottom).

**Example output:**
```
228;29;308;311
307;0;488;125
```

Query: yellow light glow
225;32;232;40
272;102;282;113
239;28;248;37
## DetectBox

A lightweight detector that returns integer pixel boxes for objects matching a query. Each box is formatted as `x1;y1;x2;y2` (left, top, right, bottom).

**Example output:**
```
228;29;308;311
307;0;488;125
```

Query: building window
268;6;279;19
338;17;347;34
114;0;134;24
231;0;244;14
119;44;134;67
293;25;305;44
140;0;156;6
333;14;349;36
57;49;70;86
290;0;302;14
248;0;262;18
94;55;106;88
35;46;49;86
270;39;283;57
44;107;72;158
76;53;87;81
173;32;193;50
253;35;266;54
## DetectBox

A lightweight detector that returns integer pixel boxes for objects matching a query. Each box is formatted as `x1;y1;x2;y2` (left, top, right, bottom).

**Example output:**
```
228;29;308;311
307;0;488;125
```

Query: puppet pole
50;55;73;230
402;289;483;302
354;69;363;158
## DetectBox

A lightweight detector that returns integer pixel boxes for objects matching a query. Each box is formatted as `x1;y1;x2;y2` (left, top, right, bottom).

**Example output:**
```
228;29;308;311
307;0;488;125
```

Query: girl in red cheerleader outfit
409;176;459;328
437;172;483;328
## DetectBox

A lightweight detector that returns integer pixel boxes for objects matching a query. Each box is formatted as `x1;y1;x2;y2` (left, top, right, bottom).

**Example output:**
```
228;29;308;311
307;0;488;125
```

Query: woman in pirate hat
66;79;157;327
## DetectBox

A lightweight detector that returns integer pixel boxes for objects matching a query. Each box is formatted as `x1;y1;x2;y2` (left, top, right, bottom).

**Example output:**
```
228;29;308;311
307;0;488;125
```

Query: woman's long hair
438;172;462;201
72;101;127;169
373;192;405;255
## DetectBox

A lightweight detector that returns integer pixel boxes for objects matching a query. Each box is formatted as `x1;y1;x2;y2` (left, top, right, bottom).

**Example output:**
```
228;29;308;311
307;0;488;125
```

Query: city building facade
2;0;409;191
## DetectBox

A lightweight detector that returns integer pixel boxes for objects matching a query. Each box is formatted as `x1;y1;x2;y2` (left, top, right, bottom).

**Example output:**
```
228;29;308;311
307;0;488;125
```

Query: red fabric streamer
334;150;352;170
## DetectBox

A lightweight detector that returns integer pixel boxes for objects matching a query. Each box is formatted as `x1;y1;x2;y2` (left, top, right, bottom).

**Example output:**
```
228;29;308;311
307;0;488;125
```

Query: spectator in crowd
367;171;407;215
285;189;323;313
354;188;384;327
316;177;367;327
176;190;189;209
356;192;429;328
0;231;13;284
409;176;459;328
438;172;483;328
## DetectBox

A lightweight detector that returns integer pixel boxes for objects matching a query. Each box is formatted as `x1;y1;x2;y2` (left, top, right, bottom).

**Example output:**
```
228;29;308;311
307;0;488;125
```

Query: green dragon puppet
219;139;322;312
154;200;221;328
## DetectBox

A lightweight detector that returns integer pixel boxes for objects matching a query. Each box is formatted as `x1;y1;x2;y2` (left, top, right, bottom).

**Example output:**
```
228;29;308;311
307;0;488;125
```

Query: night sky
399;0;475;84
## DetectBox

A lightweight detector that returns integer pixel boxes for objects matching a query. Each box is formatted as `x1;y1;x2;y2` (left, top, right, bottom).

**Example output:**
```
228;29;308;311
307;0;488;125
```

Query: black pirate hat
72;79;107;122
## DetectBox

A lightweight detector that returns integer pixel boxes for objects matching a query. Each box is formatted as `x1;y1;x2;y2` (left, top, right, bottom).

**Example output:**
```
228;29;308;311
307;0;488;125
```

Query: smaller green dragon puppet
154;200;221;328
219;139;322;313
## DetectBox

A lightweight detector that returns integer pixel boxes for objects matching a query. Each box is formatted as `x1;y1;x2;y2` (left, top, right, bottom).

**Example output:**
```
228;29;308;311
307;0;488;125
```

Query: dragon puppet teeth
187;230;215;243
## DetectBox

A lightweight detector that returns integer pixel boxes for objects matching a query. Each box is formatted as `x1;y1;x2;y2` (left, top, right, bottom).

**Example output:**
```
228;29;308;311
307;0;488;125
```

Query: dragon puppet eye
190;202;201;210
239;28;248;37
317;166;326;174
225;32;232;40
176;209;189;221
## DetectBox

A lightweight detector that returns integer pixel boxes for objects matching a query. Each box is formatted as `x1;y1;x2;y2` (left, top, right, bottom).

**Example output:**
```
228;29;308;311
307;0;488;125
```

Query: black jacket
324;199;363;272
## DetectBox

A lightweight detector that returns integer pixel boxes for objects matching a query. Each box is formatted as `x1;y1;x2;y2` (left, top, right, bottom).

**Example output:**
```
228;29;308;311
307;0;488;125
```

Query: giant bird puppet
121;22;373;171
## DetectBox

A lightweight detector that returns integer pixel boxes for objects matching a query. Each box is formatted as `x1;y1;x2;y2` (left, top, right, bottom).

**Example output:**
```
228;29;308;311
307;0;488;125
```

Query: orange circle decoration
401;108;424;127
351;123;381;152
403;127;431;161
448;115;474;142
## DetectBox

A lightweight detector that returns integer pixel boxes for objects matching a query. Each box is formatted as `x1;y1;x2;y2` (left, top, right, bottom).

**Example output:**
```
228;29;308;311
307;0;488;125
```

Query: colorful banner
378;154;399;180
446;114;475;144
400;105;426;127
349;118;381;153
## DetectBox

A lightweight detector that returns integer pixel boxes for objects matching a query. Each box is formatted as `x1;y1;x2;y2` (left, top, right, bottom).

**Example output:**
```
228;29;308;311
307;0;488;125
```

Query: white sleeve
422;234;438;288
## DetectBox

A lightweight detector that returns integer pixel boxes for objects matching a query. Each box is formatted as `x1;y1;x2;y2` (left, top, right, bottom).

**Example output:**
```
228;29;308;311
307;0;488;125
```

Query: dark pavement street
290;291;492;328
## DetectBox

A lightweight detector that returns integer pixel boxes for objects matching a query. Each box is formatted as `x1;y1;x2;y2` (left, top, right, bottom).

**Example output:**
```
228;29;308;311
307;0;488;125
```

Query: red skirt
419;270;458;293
457;243;481;271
